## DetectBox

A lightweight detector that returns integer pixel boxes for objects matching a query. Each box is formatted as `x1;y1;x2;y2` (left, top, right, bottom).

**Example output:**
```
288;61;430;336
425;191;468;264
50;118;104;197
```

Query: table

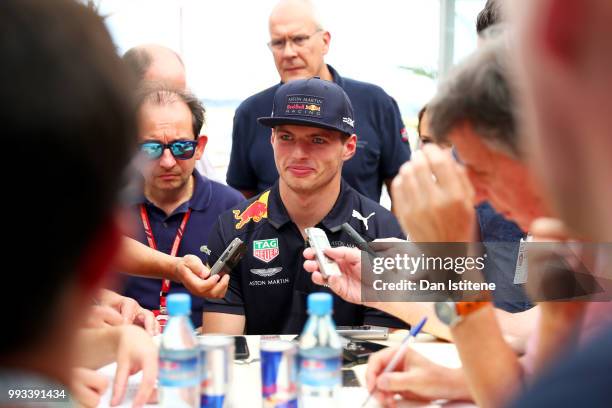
98;332;474;407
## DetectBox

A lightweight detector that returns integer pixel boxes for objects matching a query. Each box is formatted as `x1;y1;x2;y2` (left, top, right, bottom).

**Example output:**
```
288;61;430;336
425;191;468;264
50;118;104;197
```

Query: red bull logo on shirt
233;191;270;229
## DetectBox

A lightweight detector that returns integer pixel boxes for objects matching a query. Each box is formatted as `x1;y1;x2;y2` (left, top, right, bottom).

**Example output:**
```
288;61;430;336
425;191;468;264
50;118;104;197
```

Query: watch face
435;301;457;326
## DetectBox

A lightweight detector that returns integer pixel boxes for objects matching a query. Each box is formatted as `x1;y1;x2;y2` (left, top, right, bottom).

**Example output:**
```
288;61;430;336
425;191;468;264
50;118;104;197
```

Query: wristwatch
435;301;490;327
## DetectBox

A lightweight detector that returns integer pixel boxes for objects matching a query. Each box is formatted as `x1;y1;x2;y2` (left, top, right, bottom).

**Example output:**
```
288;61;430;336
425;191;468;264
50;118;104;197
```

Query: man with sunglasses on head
227;0;410;205
121;84;244;329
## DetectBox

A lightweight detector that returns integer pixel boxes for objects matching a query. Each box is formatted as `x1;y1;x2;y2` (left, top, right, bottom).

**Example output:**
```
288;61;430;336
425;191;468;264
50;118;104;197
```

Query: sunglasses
139;140;198;160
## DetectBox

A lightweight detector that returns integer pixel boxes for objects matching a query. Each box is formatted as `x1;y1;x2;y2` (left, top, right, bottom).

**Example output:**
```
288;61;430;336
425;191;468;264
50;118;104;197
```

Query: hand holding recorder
303;244;365;305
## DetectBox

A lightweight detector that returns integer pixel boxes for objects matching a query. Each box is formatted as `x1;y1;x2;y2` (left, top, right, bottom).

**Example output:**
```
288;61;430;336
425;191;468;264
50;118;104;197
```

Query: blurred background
92;0;486;183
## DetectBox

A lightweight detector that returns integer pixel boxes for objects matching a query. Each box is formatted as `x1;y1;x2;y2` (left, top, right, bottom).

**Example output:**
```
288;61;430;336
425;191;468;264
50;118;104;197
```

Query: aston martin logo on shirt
249;267;283;277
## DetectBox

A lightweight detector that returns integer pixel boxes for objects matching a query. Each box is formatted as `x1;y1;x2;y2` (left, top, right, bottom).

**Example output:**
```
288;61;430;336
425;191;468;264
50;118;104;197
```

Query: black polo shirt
203;181;408;334
226;65;411;202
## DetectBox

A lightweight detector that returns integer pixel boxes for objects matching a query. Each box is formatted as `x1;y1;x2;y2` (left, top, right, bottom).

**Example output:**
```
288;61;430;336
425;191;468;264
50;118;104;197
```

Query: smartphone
234;336;250;360
209;237;246;277
336;325;389;340
305;227;341;278
340;223;378;259
343;340;387;365
342;369;360;387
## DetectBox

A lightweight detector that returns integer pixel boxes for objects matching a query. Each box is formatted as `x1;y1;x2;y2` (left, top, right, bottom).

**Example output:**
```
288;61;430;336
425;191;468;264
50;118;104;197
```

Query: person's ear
539;0;585;66
342;134;357;161
76;214;122;293
195;135;208;160
321;31;331;56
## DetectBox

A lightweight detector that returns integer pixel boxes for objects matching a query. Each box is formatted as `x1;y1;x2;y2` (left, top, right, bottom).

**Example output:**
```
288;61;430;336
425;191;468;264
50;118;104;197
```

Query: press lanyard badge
140;204;191;331
514;234;532;284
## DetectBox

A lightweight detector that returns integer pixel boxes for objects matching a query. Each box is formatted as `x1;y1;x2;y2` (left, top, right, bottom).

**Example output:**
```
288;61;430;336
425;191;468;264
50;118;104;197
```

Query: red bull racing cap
257;77;356;136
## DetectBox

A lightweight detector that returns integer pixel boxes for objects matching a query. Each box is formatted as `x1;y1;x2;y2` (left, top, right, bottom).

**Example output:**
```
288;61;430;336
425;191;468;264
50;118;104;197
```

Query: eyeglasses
139;140;198;160
267;30;322;52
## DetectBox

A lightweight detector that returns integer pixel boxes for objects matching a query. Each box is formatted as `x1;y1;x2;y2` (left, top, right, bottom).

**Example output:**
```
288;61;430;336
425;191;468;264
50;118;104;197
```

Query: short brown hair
137;83;206;138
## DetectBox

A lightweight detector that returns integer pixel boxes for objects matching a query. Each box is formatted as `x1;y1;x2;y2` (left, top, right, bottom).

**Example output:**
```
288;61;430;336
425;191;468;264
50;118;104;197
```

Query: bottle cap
167;293;191;316
307;292;333;315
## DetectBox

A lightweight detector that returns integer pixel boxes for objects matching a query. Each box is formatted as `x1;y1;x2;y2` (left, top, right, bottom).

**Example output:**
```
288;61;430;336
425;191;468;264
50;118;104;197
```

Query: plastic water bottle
298;293;343;407
159;293;200;408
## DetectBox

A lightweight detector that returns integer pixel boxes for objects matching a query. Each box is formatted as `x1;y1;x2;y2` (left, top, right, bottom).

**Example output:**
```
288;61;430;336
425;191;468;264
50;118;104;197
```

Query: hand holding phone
209;237;246;277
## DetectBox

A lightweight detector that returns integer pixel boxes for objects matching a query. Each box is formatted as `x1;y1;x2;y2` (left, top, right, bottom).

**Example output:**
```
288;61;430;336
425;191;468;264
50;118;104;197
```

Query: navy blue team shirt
227;65;411;202
477;202;533;313
203;180;408;334
122;170;245;327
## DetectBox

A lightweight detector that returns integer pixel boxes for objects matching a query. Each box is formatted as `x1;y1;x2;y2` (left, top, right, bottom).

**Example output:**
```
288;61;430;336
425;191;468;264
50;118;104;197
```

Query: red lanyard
139;204;192;325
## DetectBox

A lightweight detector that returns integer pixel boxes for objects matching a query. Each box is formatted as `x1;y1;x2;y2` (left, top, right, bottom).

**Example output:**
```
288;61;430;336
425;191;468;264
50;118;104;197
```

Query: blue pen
361;317;428;407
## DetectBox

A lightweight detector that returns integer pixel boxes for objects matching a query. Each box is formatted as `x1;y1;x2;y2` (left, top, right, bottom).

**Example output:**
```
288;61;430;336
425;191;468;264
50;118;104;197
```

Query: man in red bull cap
202;77;407;334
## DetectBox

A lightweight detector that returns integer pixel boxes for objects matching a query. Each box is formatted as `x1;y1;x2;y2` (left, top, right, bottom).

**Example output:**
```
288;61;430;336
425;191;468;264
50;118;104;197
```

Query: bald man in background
123;44;186;89
227;0;411;204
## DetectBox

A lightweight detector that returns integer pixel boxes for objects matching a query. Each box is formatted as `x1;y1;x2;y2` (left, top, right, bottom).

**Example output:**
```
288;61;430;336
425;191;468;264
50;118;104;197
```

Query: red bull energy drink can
199;335;234;408
260;339;298;408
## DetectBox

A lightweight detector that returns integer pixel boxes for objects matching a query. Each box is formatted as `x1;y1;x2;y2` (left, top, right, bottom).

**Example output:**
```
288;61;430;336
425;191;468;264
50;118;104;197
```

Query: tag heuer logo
253;238;279;263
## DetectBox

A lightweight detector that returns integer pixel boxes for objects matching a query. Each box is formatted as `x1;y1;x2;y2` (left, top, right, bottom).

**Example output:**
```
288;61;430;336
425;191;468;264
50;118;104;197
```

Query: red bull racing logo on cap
285;95;323;117
304;104;320;112
233;191;270;229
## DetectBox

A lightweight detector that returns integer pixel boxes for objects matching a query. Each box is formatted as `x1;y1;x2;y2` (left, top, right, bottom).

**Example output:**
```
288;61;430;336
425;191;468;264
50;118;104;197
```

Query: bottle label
298;356;341;387
159;349;200;387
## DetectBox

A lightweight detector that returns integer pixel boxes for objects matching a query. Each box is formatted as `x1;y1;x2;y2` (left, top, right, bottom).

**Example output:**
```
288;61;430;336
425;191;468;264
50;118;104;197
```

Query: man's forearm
534;302;586;374
494;305;539;354
201;312;245;335
367;299;538;348
444;367;475;401
451;305;523;408
115;237;177;281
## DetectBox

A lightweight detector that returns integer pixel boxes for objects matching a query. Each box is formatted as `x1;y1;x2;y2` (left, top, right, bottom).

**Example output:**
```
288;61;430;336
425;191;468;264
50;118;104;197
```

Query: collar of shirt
277;64;343;88
266;179;357;232
134;170;213;216
326;64;344;88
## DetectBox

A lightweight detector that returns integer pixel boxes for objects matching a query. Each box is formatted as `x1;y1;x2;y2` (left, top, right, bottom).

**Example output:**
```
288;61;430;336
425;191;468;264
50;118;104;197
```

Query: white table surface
98;332;474;407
